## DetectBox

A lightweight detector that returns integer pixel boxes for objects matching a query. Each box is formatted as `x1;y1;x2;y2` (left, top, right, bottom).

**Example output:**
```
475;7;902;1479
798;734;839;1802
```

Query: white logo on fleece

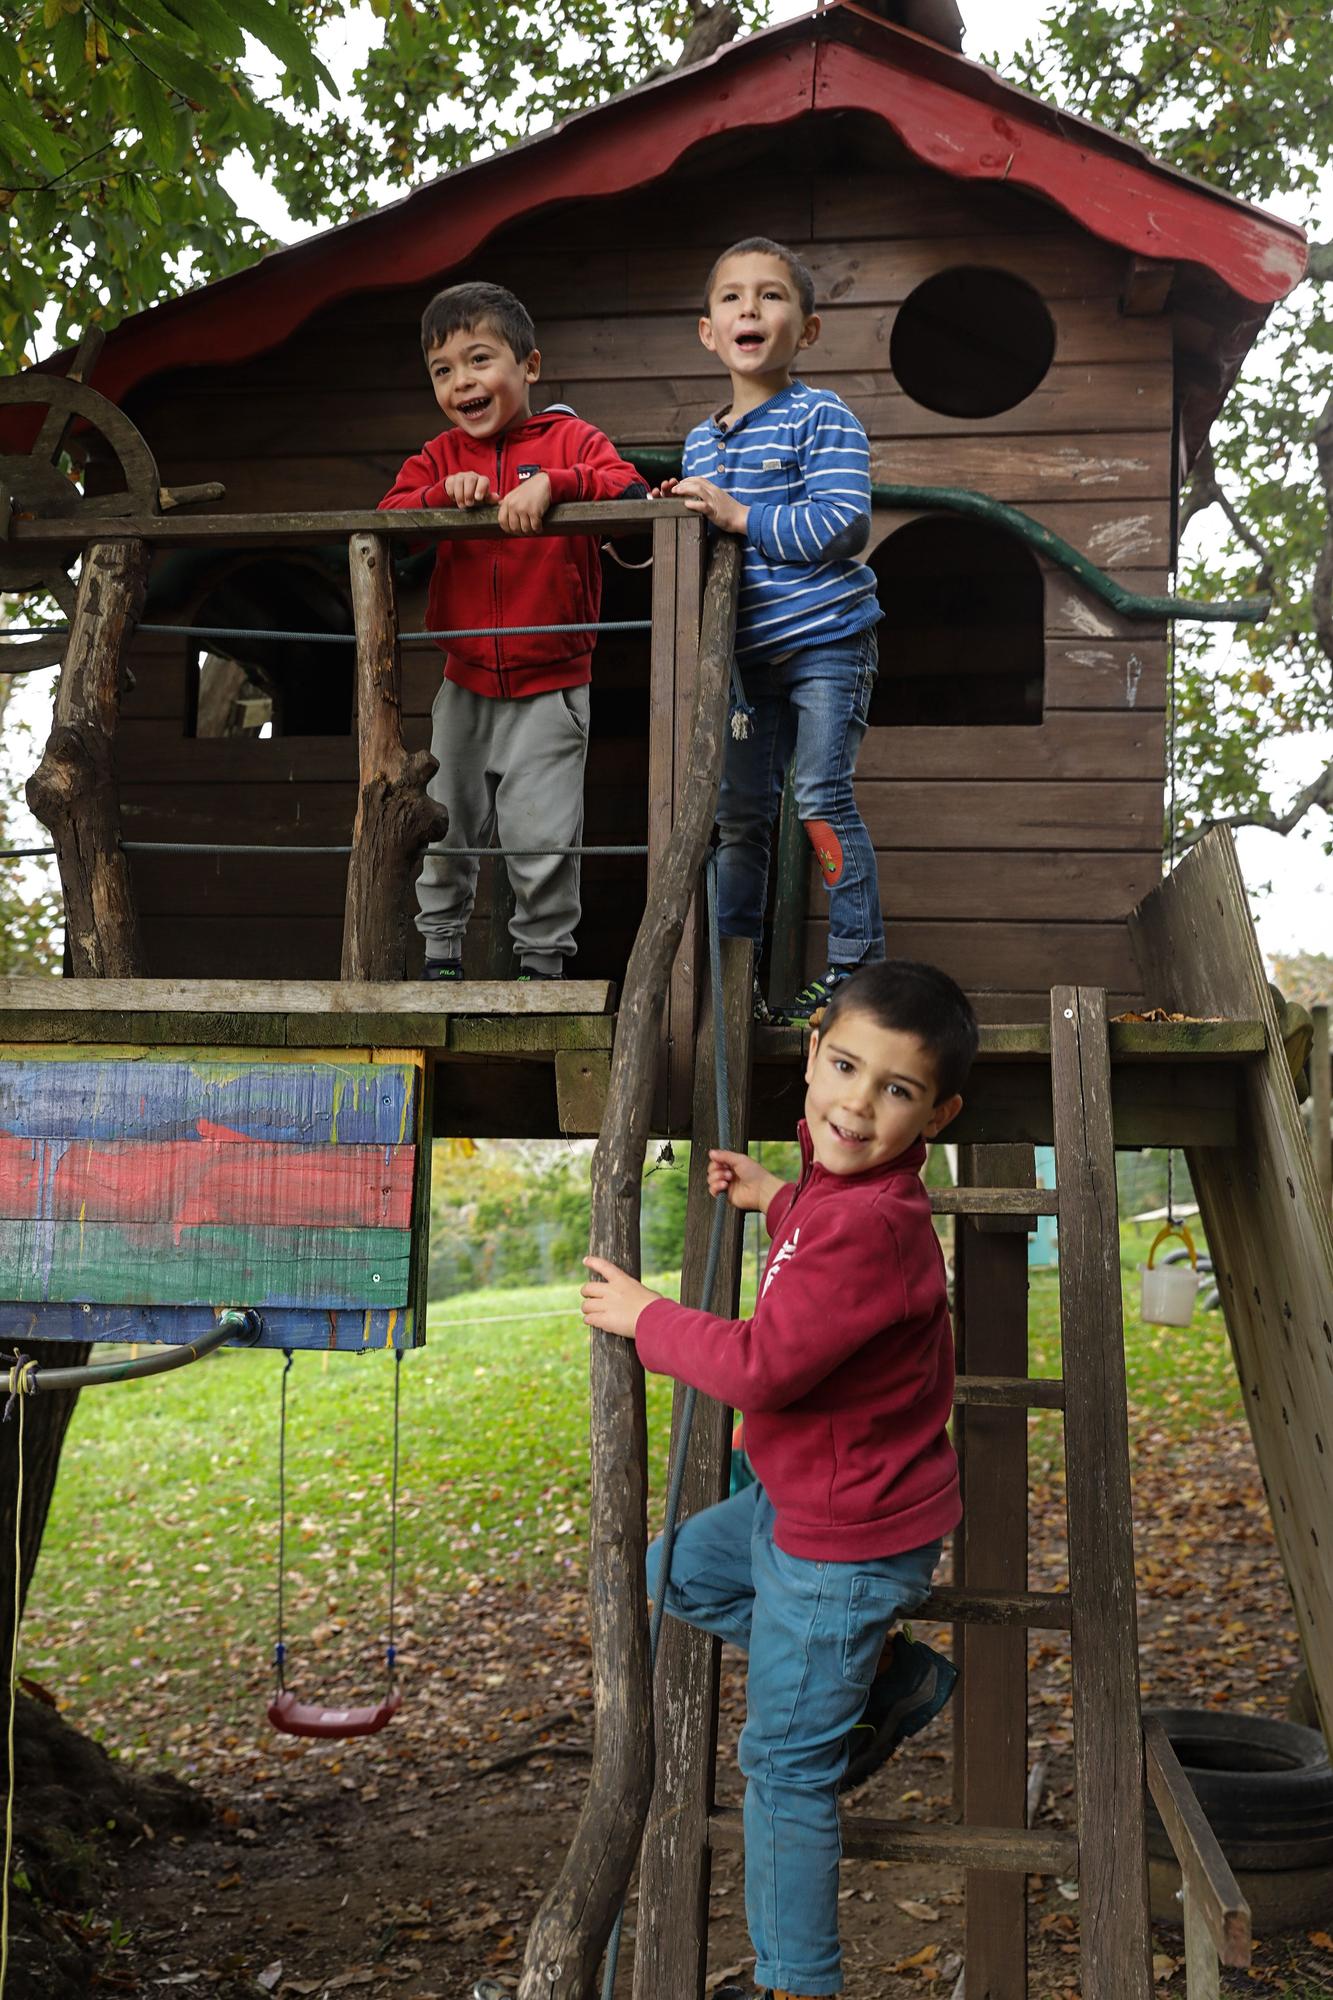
762;1227;800;1298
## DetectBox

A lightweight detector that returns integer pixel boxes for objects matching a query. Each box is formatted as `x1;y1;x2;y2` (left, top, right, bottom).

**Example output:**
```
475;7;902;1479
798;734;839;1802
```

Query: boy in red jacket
379;283;646;980
582;959;978;2000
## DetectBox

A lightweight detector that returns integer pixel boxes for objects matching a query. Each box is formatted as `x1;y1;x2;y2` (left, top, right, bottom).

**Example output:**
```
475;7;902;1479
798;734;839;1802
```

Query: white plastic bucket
1139;1222;1200;1327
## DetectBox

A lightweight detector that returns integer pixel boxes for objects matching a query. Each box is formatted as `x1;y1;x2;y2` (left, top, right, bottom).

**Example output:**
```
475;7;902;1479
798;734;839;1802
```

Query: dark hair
420;282;536;362
817;960;979;1102
703;236;817;318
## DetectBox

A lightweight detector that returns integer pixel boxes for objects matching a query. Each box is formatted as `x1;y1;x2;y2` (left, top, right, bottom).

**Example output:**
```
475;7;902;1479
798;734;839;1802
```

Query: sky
8;0;1331;965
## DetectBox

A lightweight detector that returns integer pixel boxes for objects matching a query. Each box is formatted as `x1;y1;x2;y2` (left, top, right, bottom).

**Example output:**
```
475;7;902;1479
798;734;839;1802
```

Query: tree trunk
3;535;147;1669
341;532;447;980
517;535;740;2000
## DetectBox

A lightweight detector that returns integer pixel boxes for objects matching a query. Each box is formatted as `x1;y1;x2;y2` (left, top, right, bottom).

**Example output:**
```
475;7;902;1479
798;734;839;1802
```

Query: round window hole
890;266;1056;419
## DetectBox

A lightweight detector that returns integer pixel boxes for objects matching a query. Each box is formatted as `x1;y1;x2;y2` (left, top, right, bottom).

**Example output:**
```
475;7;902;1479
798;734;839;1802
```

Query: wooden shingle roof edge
9;0;1306;444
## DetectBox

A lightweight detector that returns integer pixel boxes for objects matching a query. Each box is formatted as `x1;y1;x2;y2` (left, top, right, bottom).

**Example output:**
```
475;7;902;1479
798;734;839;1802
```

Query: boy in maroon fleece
379;282;645;979
582;960;978;1999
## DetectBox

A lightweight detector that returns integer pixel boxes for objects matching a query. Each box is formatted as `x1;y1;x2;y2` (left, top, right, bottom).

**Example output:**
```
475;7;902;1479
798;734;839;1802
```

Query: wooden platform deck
0;981;1265;1147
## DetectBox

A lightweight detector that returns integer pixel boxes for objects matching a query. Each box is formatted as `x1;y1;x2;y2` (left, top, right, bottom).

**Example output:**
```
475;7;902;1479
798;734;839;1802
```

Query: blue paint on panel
0;1302;422;1352
0;1059;417;1146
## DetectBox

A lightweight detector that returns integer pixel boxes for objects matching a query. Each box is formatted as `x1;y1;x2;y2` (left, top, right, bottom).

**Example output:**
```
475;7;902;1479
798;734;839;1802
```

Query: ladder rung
710;1805;1077;1875
930;1188;1059;1217
955;1374;1065;1410
919;1585;1072;1629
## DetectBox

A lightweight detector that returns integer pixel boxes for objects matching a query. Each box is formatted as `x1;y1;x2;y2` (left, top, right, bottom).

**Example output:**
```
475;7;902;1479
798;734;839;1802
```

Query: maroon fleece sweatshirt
636;1124;961;1561
378;406;646;700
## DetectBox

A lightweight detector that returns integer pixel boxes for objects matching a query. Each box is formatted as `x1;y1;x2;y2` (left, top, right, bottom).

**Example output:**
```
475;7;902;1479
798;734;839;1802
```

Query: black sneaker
839;1631;958;1794
517;967;561;982
424;958;463;982
777;965;852;1025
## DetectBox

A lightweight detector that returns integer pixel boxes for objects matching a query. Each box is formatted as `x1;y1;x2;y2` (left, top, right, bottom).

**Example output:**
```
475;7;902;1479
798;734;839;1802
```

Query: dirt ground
8;1407;1333;2000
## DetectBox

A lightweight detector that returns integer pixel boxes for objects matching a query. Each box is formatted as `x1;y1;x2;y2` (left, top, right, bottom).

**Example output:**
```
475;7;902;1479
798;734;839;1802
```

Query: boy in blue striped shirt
662;237;885;1021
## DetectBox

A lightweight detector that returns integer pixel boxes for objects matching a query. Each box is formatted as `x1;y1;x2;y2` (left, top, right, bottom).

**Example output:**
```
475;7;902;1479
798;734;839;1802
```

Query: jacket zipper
493;438;506;698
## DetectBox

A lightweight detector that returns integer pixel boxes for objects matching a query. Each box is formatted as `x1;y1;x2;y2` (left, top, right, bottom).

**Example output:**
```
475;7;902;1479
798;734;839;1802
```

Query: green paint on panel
0;1220;412;1308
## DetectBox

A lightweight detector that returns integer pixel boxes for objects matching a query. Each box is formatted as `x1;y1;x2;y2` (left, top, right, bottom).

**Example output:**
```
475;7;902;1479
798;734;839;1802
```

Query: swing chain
386;1348;402;1689
274;1349;293;1693
272;1344;404;1700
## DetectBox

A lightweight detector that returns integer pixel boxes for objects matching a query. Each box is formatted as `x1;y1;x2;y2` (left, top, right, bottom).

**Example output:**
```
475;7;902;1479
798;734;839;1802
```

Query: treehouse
4;0;1306;1031
4;12;1332;2000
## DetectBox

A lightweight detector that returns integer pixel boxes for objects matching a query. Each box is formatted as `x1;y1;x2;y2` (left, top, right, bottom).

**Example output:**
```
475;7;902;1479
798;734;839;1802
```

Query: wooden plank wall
111;120;1170;1007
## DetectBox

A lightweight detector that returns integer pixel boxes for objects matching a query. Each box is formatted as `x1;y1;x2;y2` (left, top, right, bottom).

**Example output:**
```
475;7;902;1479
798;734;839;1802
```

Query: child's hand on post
651;477;681;500
498;470;553;536
707;1148;786;1216
581;1256;660;1339
443;470;492;508
673;476;749;537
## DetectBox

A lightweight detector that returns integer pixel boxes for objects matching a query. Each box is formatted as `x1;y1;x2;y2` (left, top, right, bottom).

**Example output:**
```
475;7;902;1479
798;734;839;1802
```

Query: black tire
1144;1706;1333;1870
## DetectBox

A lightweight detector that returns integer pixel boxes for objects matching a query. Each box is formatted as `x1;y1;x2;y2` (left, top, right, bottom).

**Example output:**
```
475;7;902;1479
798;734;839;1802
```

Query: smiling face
700;251;819;388
426;320;540;439
803;1008;962;1178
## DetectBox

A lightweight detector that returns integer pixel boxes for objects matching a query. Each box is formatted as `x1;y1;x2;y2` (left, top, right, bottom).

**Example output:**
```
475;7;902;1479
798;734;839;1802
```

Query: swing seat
268;1688;401;1740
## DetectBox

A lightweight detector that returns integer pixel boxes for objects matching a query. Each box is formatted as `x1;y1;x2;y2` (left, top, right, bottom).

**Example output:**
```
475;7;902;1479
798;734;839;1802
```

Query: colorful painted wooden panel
0;1048;429;1350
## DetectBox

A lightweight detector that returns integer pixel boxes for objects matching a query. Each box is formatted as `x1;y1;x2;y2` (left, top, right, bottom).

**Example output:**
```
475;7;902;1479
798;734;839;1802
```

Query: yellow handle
1147;1221;1198;1270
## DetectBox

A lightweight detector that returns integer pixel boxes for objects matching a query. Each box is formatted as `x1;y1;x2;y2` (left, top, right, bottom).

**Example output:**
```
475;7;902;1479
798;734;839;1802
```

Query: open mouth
734;332;765;353
457;396;492;419
829;1122;868;1146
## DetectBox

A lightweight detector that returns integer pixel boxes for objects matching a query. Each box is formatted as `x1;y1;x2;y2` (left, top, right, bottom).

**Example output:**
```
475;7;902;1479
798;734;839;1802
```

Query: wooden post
1129;831;1333;1742
518;535;741;2000
342;533;446;980
3;537;148;1681
1051;986;1152;2000
1312;1004;1331;1213
632;936;754;2000
648;515;707;1132
953;1143;1034;2000
26;537;146;976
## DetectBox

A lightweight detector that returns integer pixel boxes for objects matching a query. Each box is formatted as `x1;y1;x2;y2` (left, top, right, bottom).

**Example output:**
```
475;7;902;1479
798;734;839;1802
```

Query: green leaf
124;30;232;109
127;57;175;165
0;94;68;179
156;0;246;61
49;7;88;95
130;175;163;226
222;0;330;83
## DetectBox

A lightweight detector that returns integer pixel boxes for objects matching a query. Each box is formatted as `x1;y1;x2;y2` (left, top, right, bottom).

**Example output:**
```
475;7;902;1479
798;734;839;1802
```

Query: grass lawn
21;1232;1244;1748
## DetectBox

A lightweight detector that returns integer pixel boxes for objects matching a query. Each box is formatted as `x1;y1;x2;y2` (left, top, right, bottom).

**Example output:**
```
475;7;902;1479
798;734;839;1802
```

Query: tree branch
1179;442;1277;586
1185;752;1333;846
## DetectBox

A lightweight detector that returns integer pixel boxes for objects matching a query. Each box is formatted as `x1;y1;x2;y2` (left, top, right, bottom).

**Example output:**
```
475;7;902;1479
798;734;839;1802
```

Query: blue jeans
718;627;885;970
648;1483;941;1995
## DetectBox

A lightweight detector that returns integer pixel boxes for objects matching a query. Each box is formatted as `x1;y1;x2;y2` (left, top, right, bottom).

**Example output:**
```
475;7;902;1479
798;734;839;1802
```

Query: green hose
627;450;1270;626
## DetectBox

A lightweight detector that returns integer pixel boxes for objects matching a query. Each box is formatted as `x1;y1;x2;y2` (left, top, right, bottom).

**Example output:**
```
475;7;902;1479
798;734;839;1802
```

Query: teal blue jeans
648;1482;941;1994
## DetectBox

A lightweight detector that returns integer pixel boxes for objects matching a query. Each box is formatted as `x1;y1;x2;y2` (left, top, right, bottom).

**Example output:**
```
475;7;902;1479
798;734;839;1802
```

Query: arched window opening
868;516;1044;728
890;267;1056;419
186;555;354;738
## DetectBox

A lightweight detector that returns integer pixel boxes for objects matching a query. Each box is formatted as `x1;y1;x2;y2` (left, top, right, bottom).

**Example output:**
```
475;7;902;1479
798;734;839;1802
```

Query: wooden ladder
630;985;1157;2000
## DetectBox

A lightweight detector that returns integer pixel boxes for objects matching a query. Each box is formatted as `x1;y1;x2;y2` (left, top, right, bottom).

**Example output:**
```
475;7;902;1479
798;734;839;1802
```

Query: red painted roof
31;3;1312;427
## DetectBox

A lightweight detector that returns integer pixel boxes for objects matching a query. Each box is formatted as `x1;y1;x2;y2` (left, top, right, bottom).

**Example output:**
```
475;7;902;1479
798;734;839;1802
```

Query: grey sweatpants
415;677;588;975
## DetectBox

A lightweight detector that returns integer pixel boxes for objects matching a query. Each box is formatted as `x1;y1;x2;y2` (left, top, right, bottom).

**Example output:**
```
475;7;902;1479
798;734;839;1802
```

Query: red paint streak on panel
0;1134;414;1230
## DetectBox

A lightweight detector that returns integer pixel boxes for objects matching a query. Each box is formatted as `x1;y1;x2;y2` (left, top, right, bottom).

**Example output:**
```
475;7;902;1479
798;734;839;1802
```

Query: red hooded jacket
378;406;646;699
636;1125;961;1562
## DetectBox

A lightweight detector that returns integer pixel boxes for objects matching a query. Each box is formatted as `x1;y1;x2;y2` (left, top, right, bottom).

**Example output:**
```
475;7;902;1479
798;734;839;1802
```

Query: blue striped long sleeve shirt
682;381;881;661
